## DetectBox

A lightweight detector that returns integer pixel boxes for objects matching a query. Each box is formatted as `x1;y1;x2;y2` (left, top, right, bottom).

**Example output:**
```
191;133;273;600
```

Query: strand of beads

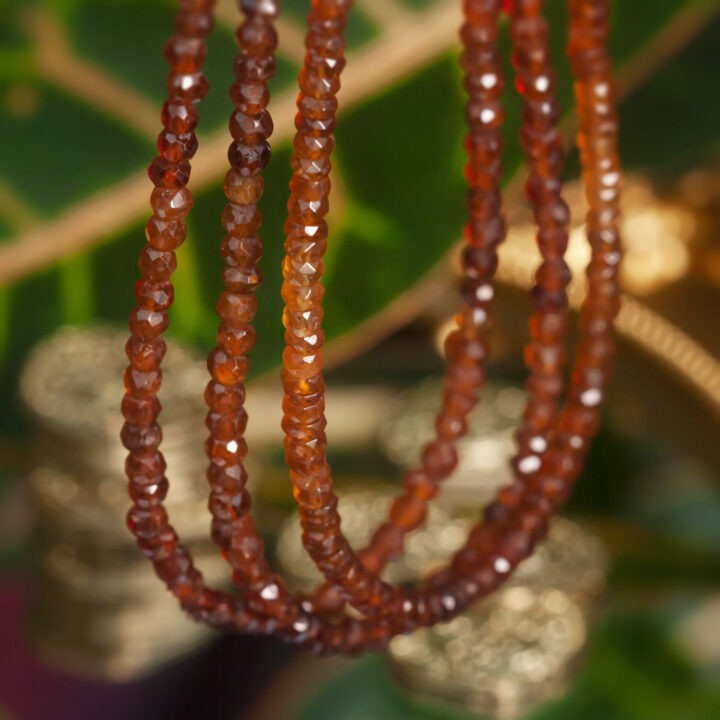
420;0;622;616
285;0;575;622
122;0;225;616
508;0;571;486
353;0;509;577
202;0;300;625
121;0;622;656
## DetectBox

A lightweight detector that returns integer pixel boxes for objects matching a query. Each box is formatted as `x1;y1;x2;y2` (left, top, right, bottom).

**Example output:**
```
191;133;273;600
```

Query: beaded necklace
122;0;621;654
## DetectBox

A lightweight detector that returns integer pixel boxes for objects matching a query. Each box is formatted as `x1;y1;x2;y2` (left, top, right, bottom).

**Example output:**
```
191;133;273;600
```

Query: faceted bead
124;366;162;398
298;95;338;121
134;280;174;311
295;113;337;136
285;219;329;244
138;247;177;282
289;175;331;200
217;292;258;325
148;157;191;188
282;347;323;381
127;505;168;540
229;109;273;141
146;216;186;251
221;234;263;267
208;348;250;386
293;133;334;161
205;381;245;413
299;67;341;98
164;35;207;73
281;281;325;311
284;256;324;285
121;421;162;452
535;258;571;291
444;330;489;363
227;141;271;175
462;245;499;278
125;451;166;486
446;361;484;391
422;440;458;478
128;307;170;340
161;101;198;134
125;336;167;371
207;462;248;493
222;203;262;236
294;154;331;180
128;475;169;508
230;82;270;114
174;10;214;39
240;0;280;18
435;410;467;442
158;130;198;162
222;266;263;292
403;469;438;501
209;489;251;522
236;16;278;55
234;53;276;82
167;71;209;102
224;171;265;205
121;394;161;427
206;435;248;462
150;186;193;219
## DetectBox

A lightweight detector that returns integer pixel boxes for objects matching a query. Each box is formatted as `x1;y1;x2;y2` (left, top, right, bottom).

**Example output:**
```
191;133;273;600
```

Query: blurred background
0;0;719;718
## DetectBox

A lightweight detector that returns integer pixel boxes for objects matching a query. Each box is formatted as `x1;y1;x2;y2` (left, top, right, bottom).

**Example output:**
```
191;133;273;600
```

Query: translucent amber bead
230;83;270;114
134;280;173;311
222;266;263;292
224;171;264;205
128;307;170;340
174;11;214;39
164;35;207;73
146;217;185;252
205;381;245;413
222;203;262;236
236;17;278;55
121;394;161;427
240;0;280;17
216;292;258;324
158;130;198;162
125;451;166;485
128;476;169;508
124;366;163;398
151;187;193;219
121;421;163;452
421;440;458;478
138;247;177;282
148;157;191;188
403;469;438;501
125;336;167;371
234;54;276;82
208;348;250;386
227;141;271;175
161;101;198;134
167;71;210;102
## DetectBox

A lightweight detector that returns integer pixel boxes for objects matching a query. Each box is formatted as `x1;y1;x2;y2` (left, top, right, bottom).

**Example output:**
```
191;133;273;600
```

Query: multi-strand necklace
122;0;622;654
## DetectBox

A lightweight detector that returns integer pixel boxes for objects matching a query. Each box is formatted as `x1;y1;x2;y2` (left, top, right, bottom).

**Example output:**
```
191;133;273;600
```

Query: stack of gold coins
19;326;232;679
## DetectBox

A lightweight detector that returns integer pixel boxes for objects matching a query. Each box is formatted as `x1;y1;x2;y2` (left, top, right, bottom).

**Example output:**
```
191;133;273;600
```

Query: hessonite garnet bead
122;0;622;655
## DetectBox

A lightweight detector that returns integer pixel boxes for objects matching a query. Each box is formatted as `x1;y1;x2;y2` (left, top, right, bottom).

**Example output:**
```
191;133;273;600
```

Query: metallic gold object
20;326;233;679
